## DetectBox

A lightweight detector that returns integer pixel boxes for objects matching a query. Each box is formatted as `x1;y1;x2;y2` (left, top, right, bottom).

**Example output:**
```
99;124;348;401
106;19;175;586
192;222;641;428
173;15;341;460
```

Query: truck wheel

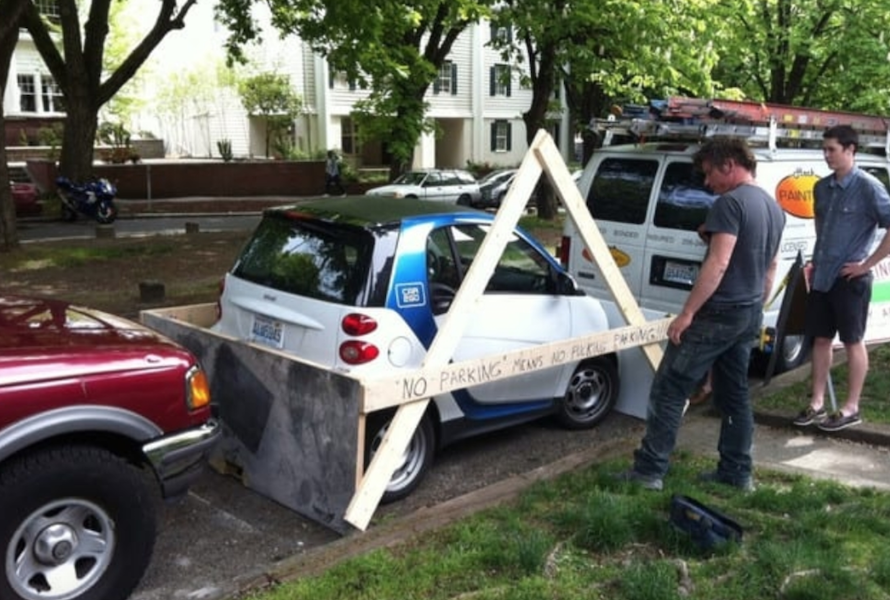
365;411;435;504
556;357;620;430
0;445;157;600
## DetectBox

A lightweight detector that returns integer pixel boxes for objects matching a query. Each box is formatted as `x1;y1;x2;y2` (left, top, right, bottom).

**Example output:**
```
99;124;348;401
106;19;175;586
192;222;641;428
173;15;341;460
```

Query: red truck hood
0;295;193;386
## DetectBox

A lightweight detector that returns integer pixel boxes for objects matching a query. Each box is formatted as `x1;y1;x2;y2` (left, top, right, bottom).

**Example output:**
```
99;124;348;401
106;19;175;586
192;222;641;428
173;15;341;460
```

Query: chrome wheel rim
6;499;115;600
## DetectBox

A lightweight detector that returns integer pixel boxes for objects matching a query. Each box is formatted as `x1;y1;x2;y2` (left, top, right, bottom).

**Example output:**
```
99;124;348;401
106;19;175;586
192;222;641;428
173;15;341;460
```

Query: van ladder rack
591;97;890;155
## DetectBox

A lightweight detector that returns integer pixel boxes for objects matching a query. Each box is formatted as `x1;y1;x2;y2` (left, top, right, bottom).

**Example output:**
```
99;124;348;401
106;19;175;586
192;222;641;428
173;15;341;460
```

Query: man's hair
823;125;859;152
692;137;757;175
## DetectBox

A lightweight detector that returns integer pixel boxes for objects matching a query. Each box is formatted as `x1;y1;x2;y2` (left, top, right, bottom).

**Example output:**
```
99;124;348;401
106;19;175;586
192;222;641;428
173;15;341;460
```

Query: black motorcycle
55;176;118;224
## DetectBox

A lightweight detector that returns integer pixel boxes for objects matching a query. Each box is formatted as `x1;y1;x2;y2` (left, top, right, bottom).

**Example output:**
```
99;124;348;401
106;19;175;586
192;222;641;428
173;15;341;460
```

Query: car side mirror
554;270;581;295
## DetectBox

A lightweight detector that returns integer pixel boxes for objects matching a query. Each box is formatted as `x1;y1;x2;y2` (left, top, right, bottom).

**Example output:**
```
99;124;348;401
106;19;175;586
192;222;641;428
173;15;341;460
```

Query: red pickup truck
0;295;220;600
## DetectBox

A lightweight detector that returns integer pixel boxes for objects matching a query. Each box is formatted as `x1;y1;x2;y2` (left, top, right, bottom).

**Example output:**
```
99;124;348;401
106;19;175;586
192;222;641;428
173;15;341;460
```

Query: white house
5;1;573;171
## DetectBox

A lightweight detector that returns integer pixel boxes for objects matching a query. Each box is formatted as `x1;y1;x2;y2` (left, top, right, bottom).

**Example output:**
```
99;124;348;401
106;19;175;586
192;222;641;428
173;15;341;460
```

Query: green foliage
217;139;234;162
237;72;303;158
710;0;890;113
216;0;495;170
36;124;64;160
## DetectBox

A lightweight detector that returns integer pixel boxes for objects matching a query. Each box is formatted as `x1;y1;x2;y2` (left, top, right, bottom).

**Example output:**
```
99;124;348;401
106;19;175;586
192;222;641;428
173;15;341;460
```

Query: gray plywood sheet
143;310;360;533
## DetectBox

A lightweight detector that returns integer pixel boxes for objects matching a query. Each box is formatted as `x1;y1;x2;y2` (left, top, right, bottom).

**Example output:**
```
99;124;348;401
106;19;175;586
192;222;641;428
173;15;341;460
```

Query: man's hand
668;312;694;345
839;261;869;280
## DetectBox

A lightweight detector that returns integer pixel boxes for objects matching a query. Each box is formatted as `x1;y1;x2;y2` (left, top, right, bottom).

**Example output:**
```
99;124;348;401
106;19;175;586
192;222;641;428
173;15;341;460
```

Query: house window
341;116;359;155
34;0;60;20
433;61;457;95
41;75;64;113
490;120;512;152
328;70;356;91
489;64;511;97
489;24;513;44
17;75;36;113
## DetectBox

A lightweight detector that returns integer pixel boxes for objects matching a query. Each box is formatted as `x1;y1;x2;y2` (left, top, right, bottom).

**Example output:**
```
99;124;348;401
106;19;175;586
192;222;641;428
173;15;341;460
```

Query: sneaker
614;469;663;491
698;470;755;492
818;411;862;432
792;406;827;427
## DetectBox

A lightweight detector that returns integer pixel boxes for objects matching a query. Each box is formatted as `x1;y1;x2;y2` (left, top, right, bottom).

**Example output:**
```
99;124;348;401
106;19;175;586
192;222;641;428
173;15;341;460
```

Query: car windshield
479;170;513;185
232;215;374;306
392;172;428;185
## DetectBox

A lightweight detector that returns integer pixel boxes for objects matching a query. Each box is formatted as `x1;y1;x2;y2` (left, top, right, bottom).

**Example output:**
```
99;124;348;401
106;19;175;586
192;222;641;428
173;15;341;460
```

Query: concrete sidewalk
681;362;890;491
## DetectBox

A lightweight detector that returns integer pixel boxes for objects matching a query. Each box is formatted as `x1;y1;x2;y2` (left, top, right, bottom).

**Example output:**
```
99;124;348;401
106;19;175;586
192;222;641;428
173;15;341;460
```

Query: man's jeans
633;303;763;484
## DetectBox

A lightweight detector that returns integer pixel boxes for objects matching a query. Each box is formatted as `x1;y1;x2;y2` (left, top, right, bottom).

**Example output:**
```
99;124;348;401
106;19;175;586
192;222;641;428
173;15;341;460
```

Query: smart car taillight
342;313;378;336
339;341;380;364
558;236;570;267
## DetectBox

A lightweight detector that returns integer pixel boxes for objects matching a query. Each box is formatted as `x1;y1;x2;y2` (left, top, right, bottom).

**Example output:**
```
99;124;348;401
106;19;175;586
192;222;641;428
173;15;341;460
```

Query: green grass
247;454;890;600
755;344;890;425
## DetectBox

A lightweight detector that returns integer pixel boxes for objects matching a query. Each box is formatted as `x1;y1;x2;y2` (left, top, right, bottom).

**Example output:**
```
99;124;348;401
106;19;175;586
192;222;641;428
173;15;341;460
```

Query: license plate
663;260;699;286
251;314;284;349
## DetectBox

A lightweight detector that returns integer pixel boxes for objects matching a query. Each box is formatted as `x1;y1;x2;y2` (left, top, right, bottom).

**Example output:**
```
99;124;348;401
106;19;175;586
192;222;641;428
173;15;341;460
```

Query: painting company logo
582;246;630;267
776;170;819;219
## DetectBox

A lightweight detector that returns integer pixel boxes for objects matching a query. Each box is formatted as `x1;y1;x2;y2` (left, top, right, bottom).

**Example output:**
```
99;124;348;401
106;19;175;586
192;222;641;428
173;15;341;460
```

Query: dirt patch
2;230;250;319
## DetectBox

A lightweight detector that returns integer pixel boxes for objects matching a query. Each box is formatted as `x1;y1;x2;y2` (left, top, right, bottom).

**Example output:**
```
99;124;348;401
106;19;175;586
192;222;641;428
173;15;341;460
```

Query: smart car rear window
586;158;657;224
232;215;373;305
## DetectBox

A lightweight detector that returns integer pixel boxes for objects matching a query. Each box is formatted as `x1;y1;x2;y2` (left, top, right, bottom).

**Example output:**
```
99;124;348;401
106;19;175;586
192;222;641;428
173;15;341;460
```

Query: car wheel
555;357;620;430
365;411;435;504
60;204;77;222
0;445;157;600
456;195;471;207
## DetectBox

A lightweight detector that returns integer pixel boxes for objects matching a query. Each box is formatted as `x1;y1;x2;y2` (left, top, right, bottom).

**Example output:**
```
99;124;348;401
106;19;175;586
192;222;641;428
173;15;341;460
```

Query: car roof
266;196;484;226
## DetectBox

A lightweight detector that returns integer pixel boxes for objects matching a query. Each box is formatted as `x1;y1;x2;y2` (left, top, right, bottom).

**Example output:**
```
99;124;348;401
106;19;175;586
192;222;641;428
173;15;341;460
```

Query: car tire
555;357;620;430
365;410;435;504
0;445;158;600
457;194;471;206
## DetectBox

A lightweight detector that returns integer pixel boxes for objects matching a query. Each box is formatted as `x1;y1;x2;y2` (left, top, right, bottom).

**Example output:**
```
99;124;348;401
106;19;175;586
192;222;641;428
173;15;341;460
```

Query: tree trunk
523;43;558;221
59;97;100;183
0;0;28;251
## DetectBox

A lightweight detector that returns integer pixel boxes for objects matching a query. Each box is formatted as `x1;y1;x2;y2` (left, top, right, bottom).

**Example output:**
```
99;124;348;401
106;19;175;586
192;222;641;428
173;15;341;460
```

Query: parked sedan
471;168;517;208
365;169;480;204
213;196;620;503
10;182;41;217
0;295;220;600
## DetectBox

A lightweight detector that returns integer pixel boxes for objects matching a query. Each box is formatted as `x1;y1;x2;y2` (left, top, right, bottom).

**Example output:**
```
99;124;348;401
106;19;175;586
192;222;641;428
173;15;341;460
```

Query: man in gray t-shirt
618;137;785;492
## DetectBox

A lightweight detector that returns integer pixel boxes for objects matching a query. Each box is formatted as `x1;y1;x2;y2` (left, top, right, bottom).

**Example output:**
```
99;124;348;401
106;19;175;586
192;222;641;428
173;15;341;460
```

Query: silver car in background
365;169;480;204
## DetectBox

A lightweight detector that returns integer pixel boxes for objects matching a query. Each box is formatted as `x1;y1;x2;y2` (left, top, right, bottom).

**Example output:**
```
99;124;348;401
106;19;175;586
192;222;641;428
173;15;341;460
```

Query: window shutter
348;80;356;91
433;76;440;94
451;64;458;95
328;71;334;89
507;27;513;43
490;23;497;42
506;123;512;151
489;66;496;96
490;122;497;151
506;73;512;97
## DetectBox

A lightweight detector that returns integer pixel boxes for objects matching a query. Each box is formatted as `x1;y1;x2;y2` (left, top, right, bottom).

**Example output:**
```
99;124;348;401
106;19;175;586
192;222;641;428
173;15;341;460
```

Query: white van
559;99;890;373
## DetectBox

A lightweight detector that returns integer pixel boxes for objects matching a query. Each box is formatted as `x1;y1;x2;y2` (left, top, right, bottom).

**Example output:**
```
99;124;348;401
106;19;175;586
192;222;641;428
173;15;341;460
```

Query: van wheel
365;411;435;504
556;357;619;430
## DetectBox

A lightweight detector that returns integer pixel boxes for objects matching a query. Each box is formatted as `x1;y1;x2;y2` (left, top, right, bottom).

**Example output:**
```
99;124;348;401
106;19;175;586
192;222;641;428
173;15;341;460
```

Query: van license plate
663;260;699;286
251;315;284;349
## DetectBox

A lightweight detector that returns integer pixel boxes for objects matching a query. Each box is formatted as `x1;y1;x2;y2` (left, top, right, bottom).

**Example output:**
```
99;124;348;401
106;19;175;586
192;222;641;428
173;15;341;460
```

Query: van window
586;158;658;224
653;161;718;231
862;166;890;193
